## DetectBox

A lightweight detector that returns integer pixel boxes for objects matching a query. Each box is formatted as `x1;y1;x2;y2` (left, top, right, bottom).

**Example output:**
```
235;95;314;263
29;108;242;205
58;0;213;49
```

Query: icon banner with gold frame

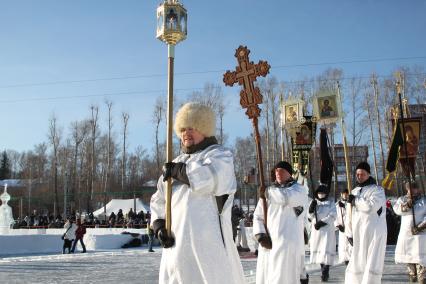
398;118;421;159
313;90;342;124
281;99;305;127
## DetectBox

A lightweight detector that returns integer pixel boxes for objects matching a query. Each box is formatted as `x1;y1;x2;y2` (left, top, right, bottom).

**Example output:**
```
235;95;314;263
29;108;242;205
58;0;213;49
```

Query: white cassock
236;218;249;249
150;144;245;284
345;182;387;284
253;181;308;284
308;199;337;265
334;201;352;263
394;196;426;266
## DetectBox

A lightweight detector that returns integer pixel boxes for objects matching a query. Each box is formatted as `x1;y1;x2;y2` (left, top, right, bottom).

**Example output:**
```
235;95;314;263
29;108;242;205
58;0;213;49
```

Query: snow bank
0;228;148;256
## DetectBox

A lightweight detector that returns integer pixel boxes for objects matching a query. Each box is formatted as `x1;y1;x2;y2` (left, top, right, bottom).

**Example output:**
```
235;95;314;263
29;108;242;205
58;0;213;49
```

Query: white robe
345;183;387;284
236;218;249;249
253;181;308;284
334;200;352;263
150;144;245;284
308;199;337;265
394;196;426;266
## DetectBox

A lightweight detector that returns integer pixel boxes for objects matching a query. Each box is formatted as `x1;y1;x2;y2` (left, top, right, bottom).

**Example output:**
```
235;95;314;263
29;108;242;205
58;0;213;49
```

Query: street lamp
156;0;187;236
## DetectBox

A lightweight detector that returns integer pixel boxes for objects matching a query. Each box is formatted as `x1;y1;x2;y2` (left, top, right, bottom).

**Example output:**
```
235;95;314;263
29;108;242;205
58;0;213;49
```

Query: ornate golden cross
223;46;270;119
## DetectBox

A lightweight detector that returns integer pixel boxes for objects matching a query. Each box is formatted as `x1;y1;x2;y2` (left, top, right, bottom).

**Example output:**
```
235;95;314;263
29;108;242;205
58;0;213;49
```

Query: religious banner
291;116;316;151
399;118;421;159
313;89;341;124
398;118;421;178
282;99;305;126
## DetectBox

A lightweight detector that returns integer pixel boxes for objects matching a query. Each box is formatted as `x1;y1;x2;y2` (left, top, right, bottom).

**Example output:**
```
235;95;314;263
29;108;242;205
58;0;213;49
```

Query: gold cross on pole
223;46;270;119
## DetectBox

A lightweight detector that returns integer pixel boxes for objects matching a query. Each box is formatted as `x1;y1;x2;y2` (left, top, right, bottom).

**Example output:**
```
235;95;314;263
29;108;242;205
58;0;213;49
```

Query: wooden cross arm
223;70;237;87
255;60;270;77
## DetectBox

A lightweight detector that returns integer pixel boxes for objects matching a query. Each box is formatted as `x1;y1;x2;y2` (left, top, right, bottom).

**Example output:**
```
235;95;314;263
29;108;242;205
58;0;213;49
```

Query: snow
0;228;148;256
0;227;411;283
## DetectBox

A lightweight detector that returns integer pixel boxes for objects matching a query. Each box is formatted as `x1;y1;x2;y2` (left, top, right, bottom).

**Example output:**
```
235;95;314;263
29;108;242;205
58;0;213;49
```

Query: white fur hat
174;102;216;137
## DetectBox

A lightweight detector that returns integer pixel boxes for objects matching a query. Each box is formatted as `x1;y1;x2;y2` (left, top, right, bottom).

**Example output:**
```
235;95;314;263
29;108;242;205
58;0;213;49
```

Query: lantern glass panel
180;13;187;35
166;8;178;31
157;11;164;33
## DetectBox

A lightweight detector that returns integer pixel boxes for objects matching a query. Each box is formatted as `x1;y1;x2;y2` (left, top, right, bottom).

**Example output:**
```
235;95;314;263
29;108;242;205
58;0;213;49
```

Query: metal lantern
157;0;187;45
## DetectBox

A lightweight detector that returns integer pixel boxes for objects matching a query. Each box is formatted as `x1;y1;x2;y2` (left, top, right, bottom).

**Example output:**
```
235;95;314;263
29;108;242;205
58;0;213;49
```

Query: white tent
93;198;150;218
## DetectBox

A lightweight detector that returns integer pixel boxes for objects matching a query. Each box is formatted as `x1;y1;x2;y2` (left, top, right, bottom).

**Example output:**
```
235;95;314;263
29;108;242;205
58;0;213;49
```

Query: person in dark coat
71;219;87;253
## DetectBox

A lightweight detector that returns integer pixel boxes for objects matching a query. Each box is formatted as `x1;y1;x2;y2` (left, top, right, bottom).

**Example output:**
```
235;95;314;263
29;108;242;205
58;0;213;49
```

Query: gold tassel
382;172;396;190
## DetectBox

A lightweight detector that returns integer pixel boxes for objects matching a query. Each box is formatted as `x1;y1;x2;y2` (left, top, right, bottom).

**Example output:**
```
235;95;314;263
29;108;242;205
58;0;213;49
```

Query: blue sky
0;0;425;153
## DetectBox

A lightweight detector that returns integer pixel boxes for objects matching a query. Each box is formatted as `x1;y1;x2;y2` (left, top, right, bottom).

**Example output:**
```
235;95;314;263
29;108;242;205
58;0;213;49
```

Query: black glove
256;233;272;249
314;220;327;230
347;237;353;246
338;201;345;208
337;225;345;233
158;228;175;248
162;162;189;185
309;200;317;214
348;194;355;204
294;206;304;217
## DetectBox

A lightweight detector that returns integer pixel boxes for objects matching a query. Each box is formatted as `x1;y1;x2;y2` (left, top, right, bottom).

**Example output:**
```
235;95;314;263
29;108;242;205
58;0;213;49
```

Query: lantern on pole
156;0;187;237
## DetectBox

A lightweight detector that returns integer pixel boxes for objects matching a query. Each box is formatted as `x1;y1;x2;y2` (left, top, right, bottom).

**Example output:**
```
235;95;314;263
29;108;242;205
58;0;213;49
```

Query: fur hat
356;161;370;174
174;102;216;137
274;161;293;175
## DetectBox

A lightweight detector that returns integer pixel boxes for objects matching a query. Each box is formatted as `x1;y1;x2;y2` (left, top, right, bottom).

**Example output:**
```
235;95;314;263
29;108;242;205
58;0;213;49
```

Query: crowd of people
148;102;426;284
12;209;151;229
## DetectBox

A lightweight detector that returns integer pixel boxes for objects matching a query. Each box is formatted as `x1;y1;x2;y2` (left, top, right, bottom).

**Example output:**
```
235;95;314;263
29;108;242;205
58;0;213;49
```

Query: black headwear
274;161;293;175
356;161;371;174
315;184;329;200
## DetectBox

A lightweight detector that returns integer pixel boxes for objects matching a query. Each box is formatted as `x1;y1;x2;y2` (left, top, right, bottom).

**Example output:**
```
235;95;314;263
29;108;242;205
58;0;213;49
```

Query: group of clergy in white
149;102;426;284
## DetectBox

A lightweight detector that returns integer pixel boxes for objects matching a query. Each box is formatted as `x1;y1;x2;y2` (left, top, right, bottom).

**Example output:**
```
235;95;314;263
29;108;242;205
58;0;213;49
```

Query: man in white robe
150;102;245;284
335;189;352;265
345;162;387;284
308;184;337;282
394;181;426;283
253;161;308;284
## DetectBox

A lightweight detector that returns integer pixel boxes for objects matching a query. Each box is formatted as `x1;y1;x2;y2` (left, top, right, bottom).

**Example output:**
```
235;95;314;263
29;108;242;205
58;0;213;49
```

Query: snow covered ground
0;227;409;283
0;245;408;284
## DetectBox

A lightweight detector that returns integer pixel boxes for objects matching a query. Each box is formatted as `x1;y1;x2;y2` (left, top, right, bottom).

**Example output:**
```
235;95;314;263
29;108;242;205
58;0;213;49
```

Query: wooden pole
165;44;175;236
337;82;353;193
280;93;285;161
366;96;380;182
372;75;386;181
253;117;268;232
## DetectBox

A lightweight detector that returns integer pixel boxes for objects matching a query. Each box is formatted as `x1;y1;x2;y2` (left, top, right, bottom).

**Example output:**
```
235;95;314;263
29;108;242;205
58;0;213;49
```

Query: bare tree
70;120;89;212
121;112;130;193
364;92;379;182
104;100;113;211
152;96;165;175
88;105;99;212
347;78;365;174
371;74;385;181
48;114;61;216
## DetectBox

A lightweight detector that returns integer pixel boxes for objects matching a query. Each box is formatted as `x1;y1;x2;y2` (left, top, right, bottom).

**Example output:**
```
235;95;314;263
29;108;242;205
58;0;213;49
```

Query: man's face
180;127;205;147
275;168;291;184
341;192;348;201
355;169;370;184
